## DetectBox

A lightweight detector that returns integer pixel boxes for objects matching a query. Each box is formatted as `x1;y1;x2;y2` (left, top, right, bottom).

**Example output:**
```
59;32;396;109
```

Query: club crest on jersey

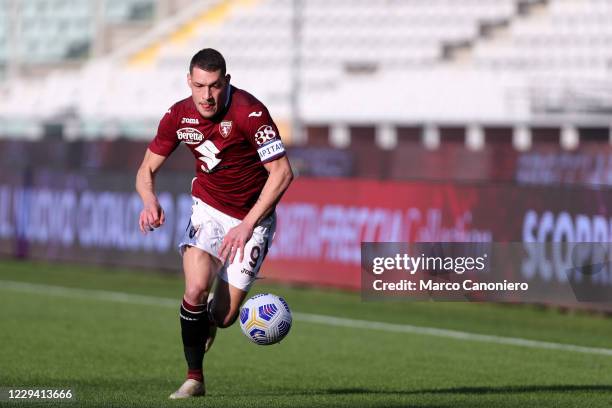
219;120;233;138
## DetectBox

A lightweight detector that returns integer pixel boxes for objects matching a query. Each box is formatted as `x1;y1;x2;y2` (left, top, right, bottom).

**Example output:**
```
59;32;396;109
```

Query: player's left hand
219;222;254;265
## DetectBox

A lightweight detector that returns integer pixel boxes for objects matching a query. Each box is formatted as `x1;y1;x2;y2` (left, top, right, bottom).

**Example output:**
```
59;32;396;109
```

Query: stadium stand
473;0;612;74
0;0;155;67
0;0;610;150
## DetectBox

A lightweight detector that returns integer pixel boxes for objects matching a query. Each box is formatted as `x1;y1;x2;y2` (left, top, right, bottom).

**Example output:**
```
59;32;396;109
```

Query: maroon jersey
149;86;286;219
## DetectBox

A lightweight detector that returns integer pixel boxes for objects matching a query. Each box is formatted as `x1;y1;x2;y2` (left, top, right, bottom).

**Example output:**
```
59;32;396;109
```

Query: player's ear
187;73;192;87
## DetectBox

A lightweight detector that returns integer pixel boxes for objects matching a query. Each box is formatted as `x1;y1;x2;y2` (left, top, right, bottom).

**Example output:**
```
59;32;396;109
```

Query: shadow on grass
13;380;611;408
19;377;612;397
312;384;612;396
201;385;612;408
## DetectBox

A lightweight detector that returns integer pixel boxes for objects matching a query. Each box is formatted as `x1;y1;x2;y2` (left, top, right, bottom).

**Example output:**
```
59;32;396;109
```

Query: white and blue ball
239;293;292;345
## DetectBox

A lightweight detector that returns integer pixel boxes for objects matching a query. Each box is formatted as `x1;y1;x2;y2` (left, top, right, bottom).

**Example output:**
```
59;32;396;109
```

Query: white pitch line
292;313;612;356
1;279;612;357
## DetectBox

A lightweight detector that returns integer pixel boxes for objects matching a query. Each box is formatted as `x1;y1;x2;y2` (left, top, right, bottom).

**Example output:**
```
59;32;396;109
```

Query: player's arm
219;155;293;263
244;155;293;227
136;148;168;234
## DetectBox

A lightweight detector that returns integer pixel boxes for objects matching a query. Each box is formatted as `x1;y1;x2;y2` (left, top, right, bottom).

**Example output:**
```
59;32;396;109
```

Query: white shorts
178;197;275;291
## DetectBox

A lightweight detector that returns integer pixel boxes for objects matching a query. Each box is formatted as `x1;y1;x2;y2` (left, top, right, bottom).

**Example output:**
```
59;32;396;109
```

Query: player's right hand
138;201;165;234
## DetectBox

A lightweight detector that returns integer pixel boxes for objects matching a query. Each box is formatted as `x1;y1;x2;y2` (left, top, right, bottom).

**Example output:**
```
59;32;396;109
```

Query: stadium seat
0;0;610;144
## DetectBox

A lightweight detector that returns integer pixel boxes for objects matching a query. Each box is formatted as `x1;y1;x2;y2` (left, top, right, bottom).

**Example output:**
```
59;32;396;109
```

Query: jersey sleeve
148;106;180;157
245;106;286;164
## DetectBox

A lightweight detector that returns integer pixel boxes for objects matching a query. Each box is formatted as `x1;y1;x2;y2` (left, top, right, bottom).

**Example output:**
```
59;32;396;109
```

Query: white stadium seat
0;0;611;138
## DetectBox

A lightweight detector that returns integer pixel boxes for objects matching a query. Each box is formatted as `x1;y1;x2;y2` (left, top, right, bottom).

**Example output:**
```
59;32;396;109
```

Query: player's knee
183;286;208;306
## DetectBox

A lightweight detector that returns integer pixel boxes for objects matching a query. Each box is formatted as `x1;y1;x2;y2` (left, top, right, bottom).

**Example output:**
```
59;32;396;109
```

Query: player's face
188;67;230;119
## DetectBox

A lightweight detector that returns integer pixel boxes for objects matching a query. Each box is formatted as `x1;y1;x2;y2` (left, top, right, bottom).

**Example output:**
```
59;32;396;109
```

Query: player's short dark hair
189;48;226;75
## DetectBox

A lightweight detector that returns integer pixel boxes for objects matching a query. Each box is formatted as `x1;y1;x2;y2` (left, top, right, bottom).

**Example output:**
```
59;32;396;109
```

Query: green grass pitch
1;259;612;407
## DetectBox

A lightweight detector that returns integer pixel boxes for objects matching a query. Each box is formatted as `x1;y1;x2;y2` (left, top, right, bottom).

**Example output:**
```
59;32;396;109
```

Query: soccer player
135;48;293;399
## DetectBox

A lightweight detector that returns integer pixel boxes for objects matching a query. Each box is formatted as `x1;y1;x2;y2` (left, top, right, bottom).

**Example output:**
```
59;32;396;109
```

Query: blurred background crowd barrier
0;0;611;310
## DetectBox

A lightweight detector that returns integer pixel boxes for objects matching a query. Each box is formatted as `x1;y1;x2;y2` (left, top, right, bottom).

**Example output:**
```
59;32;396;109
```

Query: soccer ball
239;293;292;345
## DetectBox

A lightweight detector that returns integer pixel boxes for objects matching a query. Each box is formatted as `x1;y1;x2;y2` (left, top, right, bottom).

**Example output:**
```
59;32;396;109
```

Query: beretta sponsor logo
177;127;204;144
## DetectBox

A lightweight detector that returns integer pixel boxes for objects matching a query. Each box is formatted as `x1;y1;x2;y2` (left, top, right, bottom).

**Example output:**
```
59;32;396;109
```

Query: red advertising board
264;179;612;292
0;172;611;307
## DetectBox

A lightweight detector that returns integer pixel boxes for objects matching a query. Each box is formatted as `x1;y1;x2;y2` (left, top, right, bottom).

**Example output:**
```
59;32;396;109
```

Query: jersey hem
192;194;248;220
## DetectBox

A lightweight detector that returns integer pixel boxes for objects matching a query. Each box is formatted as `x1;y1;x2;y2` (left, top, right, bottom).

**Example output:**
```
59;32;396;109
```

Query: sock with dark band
180;298;209;383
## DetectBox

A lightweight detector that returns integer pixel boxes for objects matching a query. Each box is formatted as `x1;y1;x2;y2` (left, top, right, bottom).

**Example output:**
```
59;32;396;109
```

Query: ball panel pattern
239;293;292;345
258;303;278;321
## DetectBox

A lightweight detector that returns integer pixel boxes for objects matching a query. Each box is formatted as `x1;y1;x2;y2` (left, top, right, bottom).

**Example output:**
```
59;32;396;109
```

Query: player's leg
209;216;275;329
170;245;220;399
210;279;249;328
203;259;251;354
183;245;219;305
